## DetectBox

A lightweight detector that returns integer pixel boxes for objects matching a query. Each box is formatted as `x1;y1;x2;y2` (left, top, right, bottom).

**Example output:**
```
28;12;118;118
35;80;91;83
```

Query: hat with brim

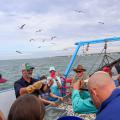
22;63;35;70
49;66;56;72
102;66;111;73
73;65;86;72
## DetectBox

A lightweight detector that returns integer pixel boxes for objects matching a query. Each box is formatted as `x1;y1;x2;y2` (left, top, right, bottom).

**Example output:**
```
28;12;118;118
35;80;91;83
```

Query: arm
39;96;58;107
43;84;49;92
50;92;63;101
14;82;27;97
0;110;5;120
72;90;97;114
14;82;36;97
72;80;97;114
55;77;62;89
55;80;61;89
19;87;28;95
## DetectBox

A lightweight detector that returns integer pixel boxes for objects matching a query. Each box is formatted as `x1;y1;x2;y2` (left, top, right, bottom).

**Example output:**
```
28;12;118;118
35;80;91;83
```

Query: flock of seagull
16;23;57;54
16;9;105;54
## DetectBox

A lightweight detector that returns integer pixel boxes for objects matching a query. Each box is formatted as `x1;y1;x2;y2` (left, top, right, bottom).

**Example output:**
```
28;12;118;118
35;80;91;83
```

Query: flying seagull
74;10;84;13
42;39;46;42
51;36;56;40
16;51;23;54
50;43;56;45
38;46;41;48
98;22;104;24
36;29;42;32
29;39;35;42
19;24;26;29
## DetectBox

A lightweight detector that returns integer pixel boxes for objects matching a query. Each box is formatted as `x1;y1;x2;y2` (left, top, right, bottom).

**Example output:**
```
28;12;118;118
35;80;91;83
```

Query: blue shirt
96;88;120;120
114;79;119;87
14;77;39;98
72;90;97;114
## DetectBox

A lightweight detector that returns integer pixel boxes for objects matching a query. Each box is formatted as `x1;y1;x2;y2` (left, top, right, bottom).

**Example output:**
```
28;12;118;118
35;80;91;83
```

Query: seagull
19;24;26;29
38;46;41;48
16;51;23;54
36;29;42;32
50;43;56;45
63;47;74;51
98;22;104;24
74;10;84;13
42;39;46;42
51;36;56;40
29;39;35;42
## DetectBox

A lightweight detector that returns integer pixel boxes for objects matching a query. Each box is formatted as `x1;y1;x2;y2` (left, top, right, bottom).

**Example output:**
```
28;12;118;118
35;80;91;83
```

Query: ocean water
0;53;120;91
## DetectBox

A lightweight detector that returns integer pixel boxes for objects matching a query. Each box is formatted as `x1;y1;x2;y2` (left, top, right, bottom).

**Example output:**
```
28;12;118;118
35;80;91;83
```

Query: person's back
8;94;45;120
88;71;120;120
96;88;120;120
72;80;97;114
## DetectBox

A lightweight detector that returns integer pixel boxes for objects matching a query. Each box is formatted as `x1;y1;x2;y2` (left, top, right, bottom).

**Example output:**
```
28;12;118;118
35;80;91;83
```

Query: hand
73;80;83;90
58;97;64;102
32;81;42;90
26;85;34;93
48;79;53;86
50;102;59;107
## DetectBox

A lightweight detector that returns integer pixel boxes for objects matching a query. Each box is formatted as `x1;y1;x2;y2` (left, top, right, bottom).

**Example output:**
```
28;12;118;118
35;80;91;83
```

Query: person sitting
72;79;97;114
14;63;41;98
14;63;58;107
102;66;120;87
88;71;120;120
72;65;88;85
0;74;7;83
8;94;45;120
47;66;62;100
40;79;63;104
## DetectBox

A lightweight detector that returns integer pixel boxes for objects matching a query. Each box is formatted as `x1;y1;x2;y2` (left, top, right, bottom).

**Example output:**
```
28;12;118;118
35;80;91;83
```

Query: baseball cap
21;63;35;70
49;66;56;72
102;66;111;73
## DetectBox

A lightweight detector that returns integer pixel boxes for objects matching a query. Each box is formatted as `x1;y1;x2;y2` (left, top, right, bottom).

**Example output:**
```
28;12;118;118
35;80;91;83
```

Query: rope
88;48;105;75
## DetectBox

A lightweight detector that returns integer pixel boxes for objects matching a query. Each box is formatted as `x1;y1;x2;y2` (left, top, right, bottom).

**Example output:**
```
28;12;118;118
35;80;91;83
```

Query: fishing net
44;94;96;120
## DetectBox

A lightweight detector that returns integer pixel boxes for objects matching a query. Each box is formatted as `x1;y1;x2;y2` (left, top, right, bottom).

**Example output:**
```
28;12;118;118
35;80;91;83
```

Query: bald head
88;71;115;90
88;71;115;108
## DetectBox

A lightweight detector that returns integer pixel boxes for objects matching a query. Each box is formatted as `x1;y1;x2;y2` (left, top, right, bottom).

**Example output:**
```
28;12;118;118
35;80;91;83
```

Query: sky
0;0;120;60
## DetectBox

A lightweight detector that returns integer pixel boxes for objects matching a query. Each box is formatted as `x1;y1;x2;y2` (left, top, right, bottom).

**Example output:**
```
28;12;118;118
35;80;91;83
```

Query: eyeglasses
27;69;33;72
76;71;83;73
50;70;56;73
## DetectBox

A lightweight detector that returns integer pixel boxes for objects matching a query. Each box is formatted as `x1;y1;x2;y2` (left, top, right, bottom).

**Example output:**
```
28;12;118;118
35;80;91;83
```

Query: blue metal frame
64;37;120;78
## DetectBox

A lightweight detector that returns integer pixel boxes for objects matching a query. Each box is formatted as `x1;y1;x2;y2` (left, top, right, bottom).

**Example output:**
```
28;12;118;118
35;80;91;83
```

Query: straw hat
73;65;86;72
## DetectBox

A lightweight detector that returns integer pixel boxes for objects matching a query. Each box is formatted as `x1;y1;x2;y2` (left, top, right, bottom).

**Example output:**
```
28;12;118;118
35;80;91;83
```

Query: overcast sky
0;0;120;60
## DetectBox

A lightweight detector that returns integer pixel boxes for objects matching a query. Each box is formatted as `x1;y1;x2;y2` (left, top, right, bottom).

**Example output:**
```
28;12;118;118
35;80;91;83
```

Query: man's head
49;66;56;78
21;63;35;78
88;71;115;109
73;65;86;77
102;66;112;77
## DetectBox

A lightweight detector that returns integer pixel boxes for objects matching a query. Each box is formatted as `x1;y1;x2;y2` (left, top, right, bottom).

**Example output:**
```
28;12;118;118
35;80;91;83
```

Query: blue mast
64;37;120;78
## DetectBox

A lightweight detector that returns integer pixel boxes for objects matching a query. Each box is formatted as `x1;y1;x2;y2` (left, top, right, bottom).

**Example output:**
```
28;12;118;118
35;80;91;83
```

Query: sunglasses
27;69;33;72
76;71;83;73
50;70;56;73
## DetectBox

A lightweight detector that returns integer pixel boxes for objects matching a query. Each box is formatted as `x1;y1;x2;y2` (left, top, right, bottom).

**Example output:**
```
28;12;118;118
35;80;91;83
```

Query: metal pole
63;43;82;78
